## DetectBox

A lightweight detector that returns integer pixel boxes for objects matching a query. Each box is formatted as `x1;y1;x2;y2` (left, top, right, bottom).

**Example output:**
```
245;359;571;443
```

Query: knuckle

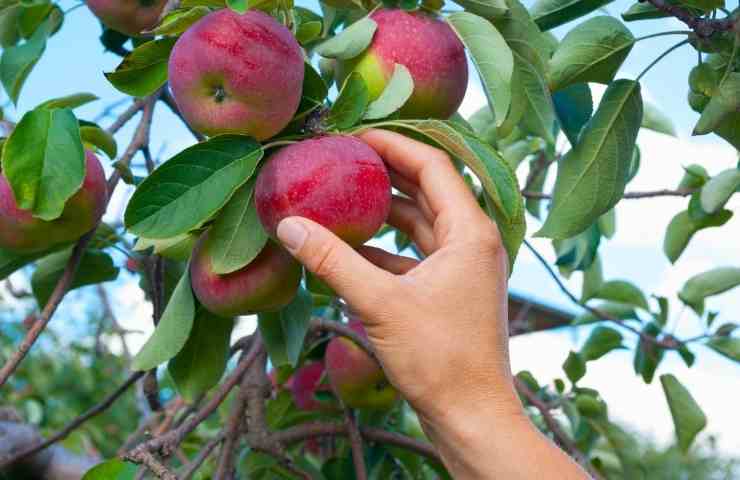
475;222;503;253
310;241;342;280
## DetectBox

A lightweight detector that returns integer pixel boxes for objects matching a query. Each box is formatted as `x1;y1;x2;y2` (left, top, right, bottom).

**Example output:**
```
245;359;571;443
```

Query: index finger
358;129;482;221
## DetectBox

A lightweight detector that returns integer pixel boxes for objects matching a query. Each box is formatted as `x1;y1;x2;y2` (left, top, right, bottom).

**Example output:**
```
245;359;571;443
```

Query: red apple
189;233;301;318
336;9;468;120
87;0;167;37
0;150;108;254
325;319;398;411
168;9;305;141
255;135;391;246
290;361;337;412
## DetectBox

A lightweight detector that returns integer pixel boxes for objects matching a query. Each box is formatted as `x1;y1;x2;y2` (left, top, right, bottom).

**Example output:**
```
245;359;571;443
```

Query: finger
387;195;437;255
389;169;435;224
357;246;419;275
359;129;481;221
277;217;394;313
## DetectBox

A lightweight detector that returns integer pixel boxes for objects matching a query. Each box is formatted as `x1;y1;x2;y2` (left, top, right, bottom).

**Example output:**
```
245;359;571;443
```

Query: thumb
276;217;393;311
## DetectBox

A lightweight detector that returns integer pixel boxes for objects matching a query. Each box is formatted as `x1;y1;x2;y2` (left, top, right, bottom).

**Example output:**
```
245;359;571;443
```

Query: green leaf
328;71;369;129
315;17;377;60
80;122;118;159
663;209;732;263
634;322;664;383
581;254;603;302
296;62;329;116
598;208;616;239
1;107;85;220
0;246;51;281
0;17;50;104
563;350;586;383
31;249;119;307
554;223;600;272
512;50;556;144
380;119;525;267
364;64;414;120
531;0;615;31
678;164;709;189
104;38;176;97
548;16;635;92
580;326;623;361
536;80;643;239
654;295;669;327
621;1;669;21
694;73;740;135
125;135;263;239
134;233;198;262
552;83;593;147
641;101;676;136
700;168;740;214
38;93;99;110
447;12;514;127
450;0;509;19
82;459;138;480
258;288;313;368
706;337;740;362
0;5;22;49
226;0;248;13
660;374;707;452
208;180;269;275
151;6;210;36
590;420;641;476
572;301;637;325
679;267;740;315
592;280;649;310
169;308;234;402
132;270;196;371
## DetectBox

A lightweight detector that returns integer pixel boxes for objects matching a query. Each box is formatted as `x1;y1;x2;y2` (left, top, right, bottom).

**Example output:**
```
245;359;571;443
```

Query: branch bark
344;409;367;480
643;0;737;38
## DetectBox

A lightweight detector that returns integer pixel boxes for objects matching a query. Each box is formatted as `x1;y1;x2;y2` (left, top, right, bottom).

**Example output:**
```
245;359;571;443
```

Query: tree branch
309;318;379;365
179;433;225;480
126;450;177;480
642;0;737;38
345;409;367;480
0;371;144;469
514;378;602;480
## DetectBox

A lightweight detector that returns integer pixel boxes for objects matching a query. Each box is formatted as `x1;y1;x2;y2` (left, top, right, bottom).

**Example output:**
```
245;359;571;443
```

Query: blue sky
4;0;739;455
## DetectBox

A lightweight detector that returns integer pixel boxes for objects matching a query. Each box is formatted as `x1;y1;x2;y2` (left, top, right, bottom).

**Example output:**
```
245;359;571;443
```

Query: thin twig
126;450;177;480
521;188;694;200
0;371;144;468
213;365;251;479
345;408;367;480
179;433;225;480
514;378;602;480
309;318;379;365
644;0;736;38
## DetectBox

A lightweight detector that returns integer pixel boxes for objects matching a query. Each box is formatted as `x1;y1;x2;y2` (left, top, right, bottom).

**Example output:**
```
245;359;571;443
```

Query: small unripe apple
255;135;391;246
168;9;305;141
325;319;398;411
86;0;167;37
336;9;468;119
290;361;337;412
0;150;108;254
189;233;302;318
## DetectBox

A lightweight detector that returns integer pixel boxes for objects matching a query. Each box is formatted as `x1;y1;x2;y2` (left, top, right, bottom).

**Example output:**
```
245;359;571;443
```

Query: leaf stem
636;39;691;81
634;30;691;42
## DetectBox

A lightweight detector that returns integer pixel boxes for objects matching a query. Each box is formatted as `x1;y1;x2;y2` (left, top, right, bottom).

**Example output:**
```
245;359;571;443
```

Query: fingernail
277;218;308;252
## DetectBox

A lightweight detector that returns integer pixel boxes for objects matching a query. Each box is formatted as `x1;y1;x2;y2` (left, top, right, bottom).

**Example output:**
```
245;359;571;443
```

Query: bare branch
126;449;177;480
345;409;367;480
213;366;252;479
515;378;602;480
643;0;736;38
310;317;379;365
179;433;225;480
0;371;144;469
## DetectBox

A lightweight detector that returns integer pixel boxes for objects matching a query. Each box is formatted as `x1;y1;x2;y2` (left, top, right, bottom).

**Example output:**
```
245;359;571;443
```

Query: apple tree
0;0;738;478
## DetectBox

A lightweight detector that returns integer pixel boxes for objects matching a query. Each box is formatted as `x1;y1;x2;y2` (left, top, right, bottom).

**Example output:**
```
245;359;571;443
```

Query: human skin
275;130;590;479
255;135;391;246
325;319;398;410
0;150;108;254
168;9;304;141
86;0;167;37
189;234;301;318
336;9;468;120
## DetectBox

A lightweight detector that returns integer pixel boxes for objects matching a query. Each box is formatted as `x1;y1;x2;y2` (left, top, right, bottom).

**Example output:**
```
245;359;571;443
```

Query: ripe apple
168;9;305;141
290;361;337;412
0;150;108;254
86;0;167;37
325;319;398;411
336;9;468;120
255;135;391;246
189;233;301;318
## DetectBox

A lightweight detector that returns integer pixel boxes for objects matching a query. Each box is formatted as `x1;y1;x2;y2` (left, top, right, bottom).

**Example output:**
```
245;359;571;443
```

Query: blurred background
0;0;738;474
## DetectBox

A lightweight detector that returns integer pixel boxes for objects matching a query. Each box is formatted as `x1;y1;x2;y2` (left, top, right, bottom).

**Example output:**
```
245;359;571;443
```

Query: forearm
418;382;591;479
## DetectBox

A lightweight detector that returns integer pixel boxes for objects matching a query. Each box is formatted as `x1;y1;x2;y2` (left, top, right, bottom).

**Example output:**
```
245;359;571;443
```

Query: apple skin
290;361;337;412
336;9;468;120
325;319;399;411
255;135;391;246
86;0;167;37
0;150;108;254
189;233;302;318
168;9;305;141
